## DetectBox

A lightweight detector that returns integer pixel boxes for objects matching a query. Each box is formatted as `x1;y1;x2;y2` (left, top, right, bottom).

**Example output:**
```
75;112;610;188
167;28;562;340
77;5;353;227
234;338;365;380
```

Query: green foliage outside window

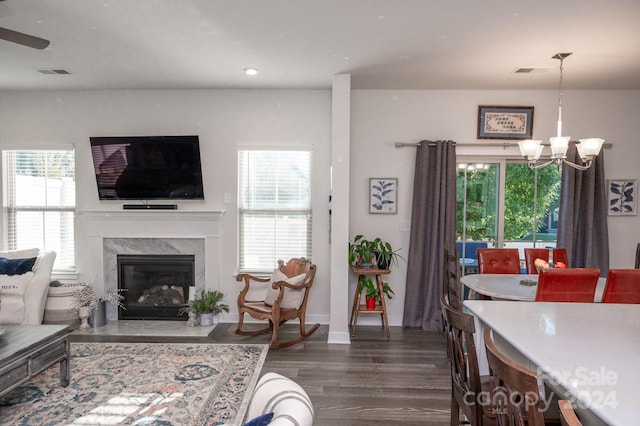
457;163;561;242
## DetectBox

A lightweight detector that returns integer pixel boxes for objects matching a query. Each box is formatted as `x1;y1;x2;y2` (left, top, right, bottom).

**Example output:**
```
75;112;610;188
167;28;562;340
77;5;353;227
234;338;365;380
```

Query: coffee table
0;324;70;397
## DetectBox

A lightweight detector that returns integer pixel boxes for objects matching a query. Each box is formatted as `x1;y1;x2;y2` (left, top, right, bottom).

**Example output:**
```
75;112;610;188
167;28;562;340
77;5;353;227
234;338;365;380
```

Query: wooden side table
349;266;390;337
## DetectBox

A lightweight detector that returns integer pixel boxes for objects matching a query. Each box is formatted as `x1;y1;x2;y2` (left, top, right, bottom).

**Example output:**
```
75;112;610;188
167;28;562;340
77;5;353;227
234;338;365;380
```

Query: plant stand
349;267;390;337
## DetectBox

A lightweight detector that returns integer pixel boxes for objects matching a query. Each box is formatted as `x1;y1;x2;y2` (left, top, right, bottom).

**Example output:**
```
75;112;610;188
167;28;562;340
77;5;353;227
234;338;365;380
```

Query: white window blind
2;149;76;271
238;149;312;272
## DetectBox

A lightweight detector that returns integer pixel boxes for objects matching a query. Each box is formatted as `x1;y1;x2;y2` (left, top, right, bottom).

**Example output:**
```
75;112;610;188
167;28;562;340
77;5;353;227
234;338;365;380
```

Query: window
2;149;76;271
238;149;312;272
456;158;560;274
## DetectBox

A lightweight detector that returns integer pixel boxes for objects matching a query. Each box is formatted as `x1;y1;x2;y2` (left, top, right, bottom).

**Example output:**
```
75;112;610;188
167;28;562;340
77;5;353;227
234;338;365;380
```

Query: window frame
1;147;77;273
237;147;313;274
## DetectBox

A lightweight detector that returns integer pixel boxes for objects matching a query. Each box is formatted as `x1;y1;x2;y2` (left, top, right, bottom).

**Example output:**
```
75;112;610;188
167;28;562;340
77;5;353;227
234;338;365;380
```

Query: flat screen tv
90;135;204;200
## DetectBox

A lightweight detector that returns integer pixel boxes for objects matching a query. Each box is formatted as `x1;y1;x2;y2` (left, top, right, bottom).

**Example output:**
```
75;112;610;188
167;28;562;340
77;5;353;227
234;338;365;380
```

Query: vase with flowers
73;285;126;330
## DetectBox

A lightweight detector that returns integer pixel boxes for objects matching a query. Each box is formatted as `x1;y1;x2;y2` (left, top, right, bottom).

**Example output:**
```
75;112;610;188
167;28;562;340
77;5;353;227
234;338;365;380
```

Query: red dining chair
601;269;640;303
524;248;549;274
478;248;521;274
535;268;600;302
524;248;570;274
553;248;569;267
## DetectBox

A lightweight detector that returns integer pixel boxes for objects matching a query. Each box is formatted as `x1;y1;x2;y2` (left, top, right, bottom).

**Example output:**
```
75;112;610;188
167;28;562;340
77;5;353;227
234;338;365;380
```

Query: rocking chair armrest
236;273;271;301
236;272;271;283
271;278;312;290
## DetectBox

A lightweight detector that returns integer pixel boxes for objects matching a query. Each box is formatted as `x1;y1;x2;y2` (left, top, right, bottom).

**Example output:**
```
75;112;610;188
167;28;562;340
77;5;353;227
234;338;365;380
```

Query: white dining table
461;273;607;302
464;300;640;426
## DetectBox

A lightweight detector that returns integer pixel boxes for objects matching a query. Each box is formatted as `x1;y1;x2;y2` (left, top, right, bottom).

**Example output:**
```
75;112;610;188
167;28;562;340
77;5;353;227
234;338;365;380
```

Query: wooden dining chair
524;248;570;274
440;294;496;426
601;269;640;303
483;328;548;426
443;245;463;310
558;400;582;426
535;268;600;302
478;248;521;274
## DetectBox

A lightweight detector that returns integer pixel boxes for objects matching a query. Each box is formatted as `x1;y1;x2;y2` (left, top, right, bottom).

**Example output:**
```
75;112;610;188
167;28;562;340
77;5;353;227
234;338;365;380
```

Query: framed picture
607;179;637;216
477;105;534;140
369;178;397;214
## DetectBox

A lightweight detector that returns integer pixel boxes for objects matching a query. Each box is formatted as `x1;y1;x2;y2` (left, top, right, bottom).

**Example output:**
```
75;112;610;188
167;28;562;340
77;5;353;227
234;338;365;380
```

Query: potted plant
73;285;126;330
357;276;395;310
349;235;405;270
348;234;378;267
180;290;229;326
358;275;379;310
373;239;405;270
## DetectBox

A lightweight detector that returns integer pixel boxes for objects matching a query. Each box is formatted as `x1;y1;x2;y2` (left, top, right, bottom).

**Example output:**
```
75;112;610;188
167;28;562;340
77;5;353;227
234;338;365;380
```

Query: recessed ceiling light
243;68;258;76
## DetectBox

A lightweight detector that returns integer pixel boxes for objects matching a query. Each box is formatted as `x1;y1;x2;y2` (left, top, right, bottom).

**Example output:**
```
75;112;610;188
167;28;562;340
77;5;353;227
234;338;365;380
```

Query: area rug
0;342;269;426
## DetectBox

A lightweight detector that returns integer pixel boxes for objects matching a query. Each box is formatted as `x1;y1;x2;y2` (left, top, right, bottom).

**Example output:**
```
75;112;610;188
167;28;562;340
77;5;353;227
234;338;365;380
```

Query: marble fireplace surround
104;238;204;320
78;210;224;322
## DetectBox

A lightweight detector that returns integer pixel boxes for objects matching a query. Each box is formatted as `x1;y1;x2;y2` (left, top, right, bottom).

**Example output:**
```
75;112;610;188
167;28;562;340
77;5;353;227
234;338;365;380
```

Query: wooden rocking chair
236;257;320;348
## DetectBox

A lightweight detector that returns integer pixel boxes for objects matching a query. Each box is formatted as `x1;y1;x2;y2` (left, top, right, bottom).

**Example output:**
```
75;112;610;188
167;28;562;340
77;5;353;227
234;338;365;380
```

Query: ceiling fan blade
0;27;49;49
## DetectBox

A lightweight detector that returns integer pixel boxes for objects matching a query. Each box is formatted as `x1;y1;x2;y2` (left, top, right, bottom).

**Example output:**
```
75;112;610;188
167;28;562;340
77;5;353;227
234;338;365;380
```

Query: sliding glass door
456;158;561;274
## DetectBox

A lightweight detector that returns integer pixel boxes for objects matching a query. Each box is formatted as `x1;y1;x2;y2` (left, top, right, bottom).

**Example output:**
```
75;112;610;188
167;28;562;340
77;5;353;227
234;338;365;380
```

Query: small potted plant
373;239;405;270
180;290;229;326
348;235;378;267
357;276;395;310
349;235;405;270
73;285;125;330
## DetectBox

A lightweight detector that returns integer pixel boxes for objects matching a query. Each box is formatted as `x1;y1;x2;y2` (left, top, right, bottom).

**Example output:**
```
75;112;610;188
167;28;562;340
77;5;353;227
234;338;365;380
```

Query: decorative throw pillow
263;269;307;309
0;272;35;295
244;412;274;426
0;257;37;276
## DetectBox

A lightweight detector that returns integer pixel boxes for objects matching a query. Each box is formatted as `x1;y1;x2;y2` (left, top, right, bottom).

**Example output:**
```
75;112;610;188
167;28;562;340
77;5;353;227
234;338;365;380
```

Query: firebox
117;254;195;320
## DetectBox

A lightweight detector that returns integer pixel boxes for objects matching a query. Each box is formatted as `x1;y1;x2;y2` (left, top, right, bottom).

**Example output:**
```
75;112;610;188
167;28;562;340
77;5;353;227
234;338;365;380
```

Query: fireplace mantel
77;210;225;237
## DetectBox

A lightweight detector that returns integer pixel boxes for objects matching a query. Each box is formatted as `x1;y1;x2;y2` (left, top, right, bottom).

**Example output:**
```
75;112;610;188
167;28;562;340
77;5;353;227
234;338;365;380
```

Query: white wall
350;90;640;325
0;89;333;323
1;88;639;328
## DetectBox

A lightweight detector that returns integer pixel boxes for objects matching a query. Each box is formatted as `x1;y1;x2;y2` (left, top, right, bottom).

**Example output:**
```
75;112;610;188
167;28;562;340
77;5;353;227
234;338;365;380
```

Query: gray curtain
557;142;609;275
403;140;457;331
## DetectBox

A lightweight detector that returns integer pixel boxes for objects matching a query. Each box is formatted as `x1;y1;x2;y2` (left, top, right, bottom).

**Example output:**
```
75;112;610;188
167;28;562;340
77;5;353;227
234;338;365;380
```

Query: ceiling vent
36;69;72;75
513;67;550;74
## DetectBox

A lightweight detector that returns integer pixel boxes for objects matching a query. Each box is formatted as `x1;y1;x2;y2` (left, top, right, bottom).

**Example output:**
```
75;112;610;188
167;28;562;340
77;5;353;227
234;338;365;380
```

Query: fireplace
118;254;195;321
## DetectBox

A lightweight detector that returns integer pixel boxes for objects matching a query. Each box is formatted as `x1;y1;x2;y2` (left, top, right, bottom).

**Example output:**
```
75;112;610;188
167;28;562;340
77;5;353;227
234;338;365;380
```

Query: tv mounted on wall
90;135;205;200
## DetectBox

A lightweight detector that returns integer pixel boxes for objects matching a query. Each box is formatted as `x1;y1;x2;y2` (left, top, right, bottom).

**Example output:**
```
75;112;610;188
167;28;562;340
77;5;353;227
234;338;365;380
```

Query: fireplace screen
117;254;195;320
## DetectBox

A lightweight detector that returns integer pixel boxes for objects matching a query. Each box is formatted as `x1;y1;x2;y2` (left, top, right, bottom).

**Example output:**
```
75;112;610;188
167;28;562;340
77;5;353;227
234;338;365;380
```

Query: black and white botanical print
608;180;636;215
370;178;397;214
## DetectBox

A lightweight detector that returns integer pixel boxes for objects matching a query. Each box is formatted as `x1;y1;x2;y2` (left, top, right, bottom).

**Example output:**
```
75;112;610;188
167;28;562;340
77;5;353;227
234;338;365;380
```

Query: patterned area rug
0;342;268;425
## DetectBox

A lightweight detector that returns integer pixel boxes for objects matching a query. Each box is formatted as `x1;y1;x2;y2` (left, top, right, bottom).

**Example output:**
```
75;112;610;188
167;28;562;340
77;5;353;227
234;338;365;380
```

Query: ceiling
2;0;640;91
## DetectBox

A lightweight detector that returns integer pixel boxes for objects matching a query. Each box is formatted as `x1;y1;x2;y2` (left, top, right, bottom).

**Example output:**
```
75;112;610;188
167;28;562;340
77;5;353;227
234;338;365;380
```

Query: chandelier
518;53;604;170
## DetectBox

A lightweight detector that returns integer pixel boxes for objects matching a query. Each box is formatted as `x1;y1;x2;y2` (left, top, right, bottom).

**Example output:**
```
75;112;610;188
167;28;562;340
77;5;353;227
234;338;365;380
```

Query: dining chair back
443;245;463;310
524;248;570;274
635;243;640;269
478;248;521;274
553;248;569;267
441;294;495;426
535;268;600;302
483;328;547;426
601;269;640;304
524;248;549;274
559;400;582;426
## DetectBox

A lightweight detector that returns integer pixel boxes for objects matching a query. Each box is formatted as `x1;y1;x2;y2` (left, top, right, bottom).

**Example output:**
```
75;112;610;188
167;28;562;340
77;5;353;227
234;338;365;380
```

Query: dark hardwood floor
72;322;452;426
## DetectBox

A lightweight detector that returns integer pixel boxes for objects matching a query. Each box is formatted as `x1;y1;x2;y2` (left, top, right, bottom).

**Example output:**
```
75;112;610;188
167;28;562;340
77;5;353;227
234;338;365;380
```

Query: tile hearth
75;320;216;337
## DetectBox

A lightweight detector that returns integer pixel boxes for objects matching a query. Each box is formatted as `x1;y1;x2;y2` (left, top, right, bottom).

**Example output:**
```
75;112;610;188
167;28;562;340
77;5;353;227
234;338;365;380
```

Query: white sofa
0;248;56;324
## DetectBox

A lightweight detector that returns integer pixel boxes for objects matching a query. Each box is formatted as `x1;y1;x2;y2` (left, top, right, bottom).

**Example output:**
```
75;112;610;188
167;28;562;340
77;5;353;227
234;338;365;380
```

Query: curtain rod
394;141;613;149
